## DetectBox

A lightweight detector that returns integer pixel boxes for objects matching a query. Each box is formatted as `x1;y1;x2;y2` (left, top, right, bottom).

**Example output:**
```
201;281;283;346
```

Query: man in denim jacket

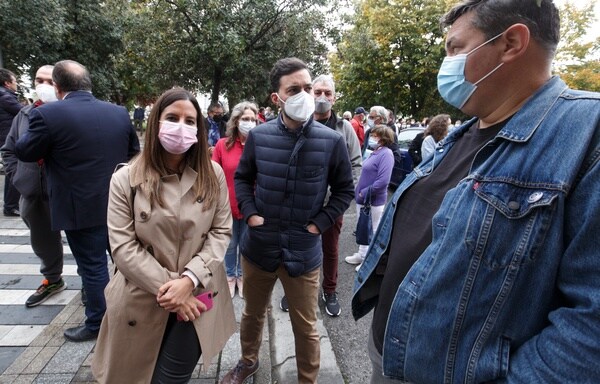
352;1;600;383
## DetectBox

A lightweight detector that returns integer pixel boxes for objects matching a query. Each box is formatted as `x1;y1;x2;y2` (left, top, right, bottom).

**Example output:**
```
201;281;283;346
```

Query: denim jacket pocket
465;181;560;269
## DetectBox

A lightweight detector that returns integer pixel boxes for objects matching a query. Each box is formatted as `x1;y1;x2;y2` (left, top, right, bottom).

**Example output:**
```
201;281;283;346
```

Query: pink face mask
158;121;198;154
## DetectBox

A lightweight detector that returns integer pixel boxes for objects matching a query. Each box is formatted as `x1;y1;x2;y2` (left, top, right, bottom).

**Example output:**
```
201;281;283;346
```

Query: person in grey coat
1;65;66;307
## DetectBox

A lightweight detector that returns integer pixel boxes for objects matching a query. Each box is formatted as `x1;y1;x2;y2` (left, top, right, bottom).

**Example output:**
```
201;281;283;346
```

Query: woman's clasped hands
156;276;206;321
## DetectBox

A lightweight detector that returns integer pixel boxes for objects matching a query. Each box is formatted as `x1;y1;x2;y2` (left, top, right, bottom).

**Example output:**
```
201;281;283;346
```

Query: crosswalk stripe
0;264;79;276
0;244;72;254
0;229;34;237
0;325;46;347
0;289;78;305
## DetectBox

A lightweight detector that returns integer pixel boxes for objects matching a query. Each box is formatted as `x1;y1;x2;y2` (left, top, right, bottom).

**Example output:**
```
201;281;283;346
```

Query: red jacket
212;137;244;220
351;116;365;147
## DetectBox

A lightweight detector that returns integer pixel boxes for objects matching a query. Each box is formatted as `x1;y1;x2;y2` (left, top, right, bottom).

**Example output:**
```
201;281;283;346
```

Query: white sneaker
345;252;363;265
355;263;362;272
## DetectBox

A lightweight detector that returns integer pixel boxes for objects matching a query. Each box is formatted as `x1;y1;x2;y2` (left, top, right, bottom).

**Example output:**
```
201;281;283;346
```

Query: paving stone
41;340;94;374
10;375;36;384
0;374;17;383
32;373;73;383
0;347;25;375
1;347;41;375
71;366;95;382
21;347;58;375
49;306;78;327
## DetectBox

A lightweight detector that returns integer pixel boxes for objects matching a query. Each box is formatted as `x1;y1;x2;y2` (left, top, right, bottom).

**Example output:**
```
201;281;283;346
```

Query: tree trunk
211;66;223;103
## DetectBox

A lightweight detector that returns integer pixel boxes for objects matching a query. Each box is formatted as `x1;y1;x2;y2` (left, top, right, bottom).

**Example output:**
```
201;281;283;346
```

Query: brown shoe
221;360;259;384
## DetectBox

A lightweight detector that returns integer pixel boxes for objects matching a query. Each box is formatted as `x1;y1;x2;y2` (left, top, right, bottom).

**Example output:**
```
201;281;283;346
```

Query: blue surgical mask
367;118;375;128
368;137;379;149
437;32;504;109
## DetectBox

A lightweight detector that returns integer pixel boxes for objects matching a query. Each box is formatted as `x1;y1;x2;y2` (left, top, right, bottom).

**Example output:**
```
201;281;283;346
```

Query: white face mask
238;120;256;136
277;91;315;122
367;118;376;128
35;83;58;103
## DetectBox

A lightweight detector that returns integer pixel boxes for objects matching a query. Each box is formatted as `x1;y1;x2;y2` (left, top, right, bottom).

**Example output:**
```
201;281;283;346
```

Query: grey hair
312;74;336;95
370;106;389;124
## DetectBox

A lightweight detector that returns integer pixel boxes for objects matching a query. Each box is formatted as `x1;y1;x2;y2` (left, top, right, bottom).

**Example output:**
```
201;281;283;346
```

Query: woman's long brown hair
130;88;219;210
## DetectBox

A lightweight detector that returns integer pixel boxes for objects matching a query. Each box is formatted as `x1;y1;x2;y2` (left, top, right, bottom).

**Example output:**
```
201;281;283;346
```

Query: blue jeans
225;218;246;278
65;225;109;332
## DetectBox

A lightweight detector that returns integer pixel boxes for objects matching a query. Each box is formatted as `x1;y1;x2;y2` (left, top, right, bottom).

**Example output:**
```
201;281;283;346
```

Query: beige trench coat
92;163;236;384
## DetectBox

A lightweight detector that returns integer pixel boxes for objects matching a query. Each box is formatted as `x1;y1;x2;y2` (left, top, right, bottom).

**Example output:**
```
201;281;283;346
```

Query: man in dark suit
16;60;140;342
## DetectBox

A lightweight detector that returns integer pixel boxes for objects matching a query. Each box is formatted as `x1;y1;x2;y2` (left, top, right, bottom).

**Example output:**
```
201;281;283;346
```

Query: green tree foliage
554;1;600;92
0;0;125;100
0;0;66;74
119;0;336;107
331;0;451;119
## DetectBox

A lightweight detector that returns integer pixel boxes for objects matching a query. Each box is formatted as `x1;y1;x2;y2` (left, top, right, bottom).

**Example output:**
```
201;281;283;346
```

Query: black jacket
235;116;354;277
0;87;23;146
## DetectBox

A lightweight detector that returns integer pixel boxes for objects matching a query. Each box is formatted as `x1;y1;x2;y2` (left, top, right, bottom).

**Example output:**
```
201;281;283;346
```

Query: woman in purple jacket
345;125;395;271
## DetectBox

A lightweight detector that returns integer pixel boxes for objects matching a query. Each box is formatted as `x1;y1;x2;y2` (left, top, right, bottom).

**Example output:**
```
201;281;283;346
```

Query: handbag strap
364;186;373;207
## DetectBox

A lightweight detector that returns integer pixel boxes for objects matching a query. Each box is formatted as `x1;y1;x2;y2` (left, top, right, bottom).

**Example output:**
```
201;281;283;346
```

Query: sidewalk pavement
0;266;344;383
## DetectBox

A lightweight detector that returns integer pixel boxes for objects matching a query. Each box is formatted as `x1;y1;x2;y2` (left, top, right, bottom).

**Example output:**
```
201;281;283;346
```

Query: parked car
397;127;425;149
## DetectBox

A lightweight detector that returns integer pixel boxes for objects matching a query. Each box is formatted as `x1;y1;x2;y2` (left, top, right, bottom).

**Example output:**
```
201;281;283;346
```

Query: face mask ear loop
474;62;504;86
466;31;504;56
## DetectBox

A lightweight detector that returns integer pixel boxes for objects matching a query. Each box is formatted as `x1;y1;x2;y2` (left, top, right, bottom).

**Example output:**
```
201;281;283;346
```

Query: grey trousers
369;329;412;384
20;195;63;282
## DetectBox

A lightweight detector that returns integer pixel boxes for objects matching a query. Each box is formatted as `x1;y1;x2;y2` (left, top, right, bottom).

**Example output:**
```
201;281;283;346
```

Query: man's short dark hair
0;68;16;87
52;60;93;92
208;102;224;113
441;0;560;57
269;57;310;93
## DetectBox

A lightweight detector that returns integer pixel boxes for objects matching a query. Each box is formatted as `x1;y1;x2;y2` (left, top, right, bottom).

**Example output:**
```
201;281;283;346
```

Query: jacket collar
496;76;567;143
277;114;314;136
63;90;94;100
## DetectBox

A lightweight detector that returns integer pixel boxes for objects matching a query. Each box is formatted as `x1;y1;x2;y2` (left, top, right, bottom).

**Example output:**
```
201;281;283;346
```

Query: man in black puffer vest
223;58;354;384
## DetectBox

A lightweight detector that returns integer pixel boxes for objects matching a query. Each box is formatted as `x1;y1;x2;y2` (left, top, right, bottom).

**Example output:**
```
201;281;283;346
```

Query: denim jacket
352;77;600;384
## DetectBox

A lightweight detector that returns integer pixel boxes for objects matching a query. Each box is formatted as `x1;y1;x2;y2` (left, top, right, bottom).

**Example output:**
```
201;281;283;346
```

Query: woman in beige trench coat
92;88;236;383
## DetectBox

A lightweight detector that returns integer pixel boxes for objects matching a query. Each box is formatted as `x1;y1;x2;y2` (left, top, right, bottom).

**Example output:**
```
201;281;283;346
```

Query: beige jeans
240;257;321;383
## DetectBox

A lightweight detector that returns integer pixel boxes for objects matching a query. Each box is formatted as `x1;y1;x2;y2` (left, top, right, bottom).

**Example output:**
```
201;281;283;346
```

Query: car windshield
397;128;423;149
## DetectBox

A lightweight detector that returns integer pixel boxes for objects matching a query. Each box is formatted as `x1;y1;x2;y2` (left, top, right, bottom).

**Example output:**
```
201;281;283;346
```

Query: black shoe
64;325;98;342
279;296;289;312
25;279;67;308
322;292;341;317
81;288;87;305
3;209;20;217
